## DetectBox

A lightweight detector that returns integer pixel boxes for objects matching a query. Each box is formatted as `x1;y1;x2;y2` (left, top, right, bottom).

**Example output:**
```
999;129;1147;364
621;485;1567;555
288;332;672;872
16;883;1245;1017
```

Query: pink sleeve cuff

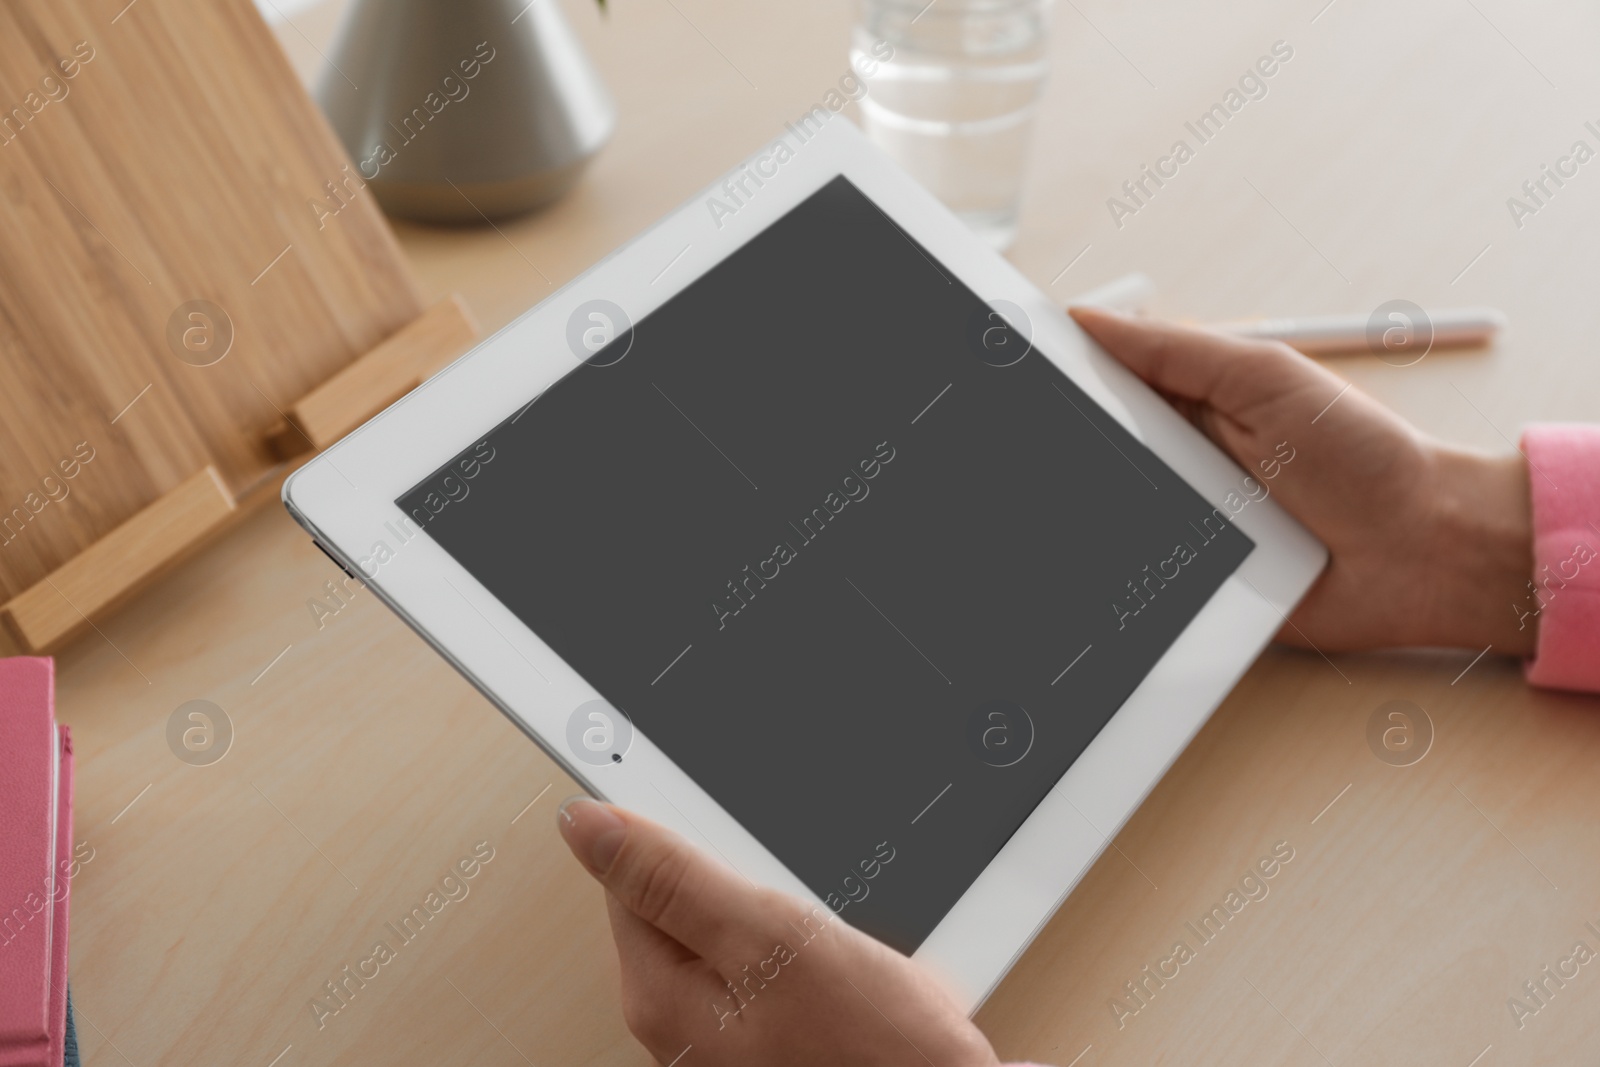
1521;424;1600;693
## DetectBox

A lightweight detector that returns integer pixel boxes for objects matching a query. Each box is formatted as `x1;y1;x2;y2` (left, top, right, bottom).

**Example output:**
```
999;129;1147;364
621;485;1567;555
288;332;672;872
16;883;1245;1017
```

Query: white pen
1209;307;1507;354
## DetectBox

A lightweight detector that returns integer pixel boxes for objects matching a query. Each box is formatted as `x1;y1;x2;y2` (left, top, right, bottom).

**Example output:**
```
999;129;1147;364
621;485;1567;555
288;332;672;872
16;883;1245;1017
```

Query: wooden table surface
57;1;1600;1065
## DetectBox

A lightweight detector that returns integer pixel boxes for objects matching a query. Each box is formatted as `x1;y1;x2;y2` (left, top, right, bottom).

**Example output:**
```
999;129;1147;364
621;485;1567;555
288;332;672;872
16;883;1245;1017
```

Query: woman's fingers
558;797;770;964
561;799;1004;1067
1068;305;1339;422
606;890;697;974
604;891;711;1052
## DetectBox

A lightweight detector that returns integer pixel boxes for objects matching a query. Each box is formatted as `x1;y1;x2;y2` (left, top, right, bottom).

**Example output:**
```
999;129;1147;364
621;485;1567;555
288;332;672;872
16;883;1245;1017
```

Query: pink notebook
0;658;72;1067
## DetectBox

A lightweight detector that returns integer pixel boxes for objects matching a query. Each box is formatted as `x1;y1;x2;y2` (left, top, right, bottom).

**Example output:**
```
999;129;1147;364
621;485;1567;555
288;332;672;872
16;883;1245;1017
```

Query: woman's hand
558;797;1000;1067
556;311;1540;1066
1069;306;1536;655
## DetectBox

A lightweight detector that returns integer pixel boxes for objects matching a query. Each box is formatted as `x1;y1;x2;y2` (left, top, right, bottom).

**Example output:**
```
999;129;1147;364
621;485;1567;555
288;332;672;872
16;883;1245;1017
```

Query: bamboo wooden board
0;0;426;603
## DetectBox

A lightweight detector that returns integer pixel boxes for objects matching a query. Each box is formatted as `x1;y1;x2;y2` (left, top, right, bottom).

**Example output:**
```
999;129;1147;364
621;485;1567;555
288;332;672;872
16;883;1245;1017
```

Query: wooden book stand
0;0;479;653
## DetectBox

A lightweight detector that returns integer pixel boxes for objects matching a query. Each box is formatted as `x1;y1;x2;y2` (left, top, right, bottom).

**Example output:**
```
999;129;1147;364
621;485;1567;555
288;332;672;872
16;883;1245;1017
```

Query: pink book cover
0;657;56;1061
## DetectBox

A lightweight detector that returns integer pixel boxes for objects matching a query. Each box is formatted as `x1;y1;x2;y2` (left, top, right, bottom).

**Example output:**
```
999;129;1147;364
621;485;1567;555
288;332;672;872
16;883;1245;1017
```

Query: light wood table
58;1;1600;1065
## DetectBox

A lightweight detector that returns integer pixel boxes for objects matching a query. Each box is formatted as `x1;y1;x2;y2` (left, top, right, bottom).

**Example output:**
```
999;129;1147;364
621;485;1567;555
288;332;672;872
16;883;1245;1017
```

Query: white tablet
283;116;1325;1009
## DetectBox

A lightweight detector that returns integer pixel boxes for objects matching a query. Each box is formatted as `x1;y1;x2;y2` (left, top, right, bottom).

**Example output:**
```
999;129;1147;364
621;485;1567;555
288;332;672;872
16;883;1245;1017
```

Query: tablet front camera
566;698;634;766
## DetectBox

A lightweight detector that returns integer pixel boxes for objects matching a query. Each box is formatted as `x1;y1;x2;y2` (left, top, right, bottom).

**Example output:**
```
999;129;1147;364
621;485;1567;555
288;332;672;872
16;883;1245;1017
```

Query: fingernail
556;795;627;873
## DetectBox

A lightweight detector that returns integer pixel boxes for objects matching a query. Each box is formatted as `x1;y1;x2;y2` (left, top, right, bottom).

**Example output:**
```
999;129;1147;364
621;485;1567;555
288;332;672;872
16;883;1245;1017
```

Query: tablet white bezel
283;116;1326;1010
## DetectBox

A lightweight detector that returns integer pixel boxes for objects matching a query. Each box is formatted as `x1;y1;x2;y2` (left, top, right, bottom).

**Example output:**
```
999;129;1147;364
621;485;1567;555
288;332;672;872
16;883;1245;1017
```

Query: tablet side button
312;540;356;580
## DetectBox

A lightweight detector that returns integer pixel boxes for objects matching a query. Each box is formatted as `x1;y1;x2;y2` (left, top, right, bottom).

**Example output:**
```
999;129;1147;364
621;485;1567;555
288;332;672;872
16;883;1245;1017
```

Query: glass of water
852;0;1051;251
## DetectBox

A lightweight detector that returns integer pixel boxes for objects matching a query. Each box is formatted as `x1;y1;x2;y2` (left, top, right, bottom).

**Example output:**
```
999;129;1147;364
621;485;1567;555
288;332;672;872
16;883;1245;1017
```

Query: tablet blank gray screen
397;176;1254;953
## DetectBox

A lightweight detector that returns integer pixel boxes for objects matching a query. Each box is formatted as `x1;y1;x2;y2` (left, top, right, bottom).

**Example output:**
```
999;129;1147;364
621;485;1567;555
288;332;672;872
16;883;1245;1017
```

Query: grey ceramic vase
316;0;616;223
